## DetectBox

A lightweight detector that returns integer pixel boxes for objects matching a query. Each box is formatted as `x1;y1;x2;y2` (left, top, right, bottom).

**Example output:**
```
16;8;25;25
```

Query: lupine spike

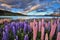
41;18;44;26
24;22;28;34
2;31;7;40
45;22;48;28
12;26;16;38
28;25;32;33
30;22;33;29
56;32;60;40
19;22;24;29
41;25;44;40
57;19;60;32
39;21;41;32
33;19;38;40
41;18;45;40
4;25;9;39
48;21;51;31
45;33;48;40
24;34;29;40
50;21;57;40
15;22;19;31
16;35;18;40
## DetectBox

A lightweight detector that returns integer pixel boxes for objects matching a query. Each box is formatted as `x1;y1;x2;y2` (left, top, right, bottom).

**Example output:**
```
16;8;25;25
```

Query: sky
0;0;60;15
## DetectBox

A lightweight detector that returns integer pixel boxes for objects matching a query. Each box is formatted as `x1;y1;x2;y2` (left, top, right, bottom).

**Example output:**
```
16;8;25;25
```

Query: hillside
0;10;25;16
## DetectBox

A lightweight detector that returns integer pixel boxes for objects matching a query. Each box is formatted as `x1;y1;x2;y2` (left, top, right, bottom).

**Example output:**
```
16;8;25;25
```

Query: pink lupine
41;18;44;26
50;21;57;40
33;19;38;40
56;32;60;40
57;19;59;24
38;20;41;32
41;18;45;40
45;33;48;40
41;26;44;40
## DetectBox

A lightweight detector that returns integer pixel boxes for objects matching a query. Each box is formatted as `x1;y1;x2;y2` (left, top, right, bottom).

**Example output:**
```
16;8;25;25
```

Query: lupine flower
50;21;57;40
45;33;48;40
57;19;60;32
28;25;32;33
48;21;51;31
10;22;16;27
15;22;20;32
45;22;50;31
57;19;59;24
2;31;7;40
24;34;29;40
38;21;41;32
41;18;44;26
57;23;60;32
24;22;28;34
16;35;18;40
4;25;9;32
45;22;48;28
12;26;16;38
33;19;38;40
19;22;24;29
4;25;9;39
56;32;60;40
41;18;45;40
41;25;45;40
30;22;33;29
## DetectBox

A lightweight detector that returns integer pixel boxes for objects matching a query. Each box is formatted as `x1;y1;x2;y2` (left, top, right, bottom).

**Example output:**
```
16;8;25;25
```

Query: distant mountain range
0;10;60;16
0;10;26;16
50;13;60;16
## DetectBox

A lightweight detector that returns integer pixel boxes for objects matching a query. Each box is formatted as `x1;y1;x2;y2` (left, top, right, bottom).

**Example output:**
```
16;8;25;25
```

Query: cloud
0;0;60;15
22;4;40;14
1;3;12;8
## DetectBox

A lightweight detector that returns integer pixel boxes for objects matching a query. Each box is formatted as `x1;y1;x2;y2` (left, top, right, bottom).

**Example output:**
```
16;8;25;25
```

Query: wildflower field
0;18;60;40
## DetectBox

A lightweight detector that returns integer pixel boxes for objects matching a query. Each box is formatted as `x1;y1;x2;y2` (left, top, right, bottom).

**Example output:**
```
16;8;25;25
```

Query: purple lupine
4;25;9;39
45;22;51;31
19;22;24;29
4;25;9;33
57;23;60;32
28;25;32;33
10;22;16;30
24;34;29;40
24;22;28;34
47;21;51;32
16;35;18;40
10;22;16;27
12;26;16;38
15;22;20;31
57;19;60;32
2;31;7;40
